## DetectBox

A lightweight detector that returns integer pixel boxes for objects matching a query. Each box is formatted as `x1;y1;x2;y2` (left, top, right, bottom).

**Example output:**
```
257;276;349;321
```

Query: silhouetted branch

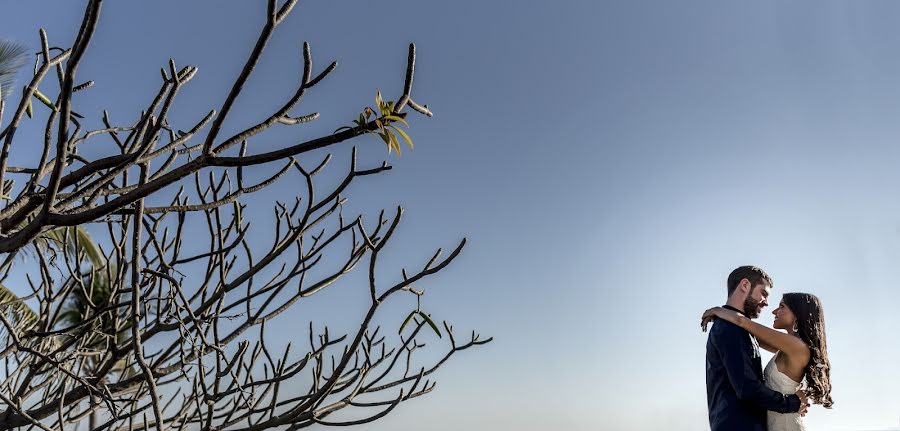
0;2;487;430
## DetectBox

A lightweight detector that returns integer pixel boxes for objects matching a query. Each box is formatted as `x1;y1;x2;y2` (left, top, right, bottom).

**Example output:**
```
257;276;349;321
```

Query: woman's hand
701;307;724;332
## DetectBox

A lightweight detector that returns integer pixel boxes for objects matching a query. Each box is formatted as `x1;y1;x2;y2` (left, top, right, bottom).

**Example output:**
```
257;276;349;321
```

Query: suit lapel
749;334;761;359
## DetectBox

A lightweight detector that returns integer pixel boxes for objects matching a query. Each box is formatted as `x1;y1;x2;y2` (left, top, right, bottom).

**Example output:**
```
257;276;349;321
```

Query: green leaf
33;90;54;109
378;132;392;153
40;227;105;267
384;115;409;127
399;310;417;334
390;125;413;150
385;128;401;155
74;228;105;267
417;311;441;338
0;284;39;338
334;126;352;134
375;90;383;110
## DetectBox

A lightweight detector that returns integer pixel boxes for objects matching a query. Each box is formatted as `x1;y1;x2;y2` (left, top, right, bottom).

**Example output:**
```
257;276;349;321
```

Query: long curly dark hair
783;292;833;408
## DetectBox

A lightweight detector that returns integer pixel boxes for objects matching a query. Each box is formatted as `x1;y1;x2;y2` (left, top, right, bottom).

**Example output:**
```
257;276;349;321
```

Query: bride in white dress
702;293;833;430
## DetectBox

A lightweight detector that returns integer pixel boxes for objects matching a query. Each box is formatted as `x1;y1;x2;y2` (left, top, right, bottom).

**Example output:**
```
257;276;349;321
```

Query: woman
701;293;833;430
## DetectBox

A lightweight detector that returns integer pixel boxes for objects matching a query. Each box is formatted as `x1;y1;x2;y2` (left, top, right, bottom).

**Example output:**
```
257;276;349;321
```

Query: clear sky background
3;1;900;430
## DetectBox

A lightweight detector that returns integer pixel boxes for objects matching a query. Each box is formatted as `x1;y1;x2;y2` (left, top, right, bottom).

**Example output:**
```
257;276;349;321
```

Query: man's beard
743;295;762;318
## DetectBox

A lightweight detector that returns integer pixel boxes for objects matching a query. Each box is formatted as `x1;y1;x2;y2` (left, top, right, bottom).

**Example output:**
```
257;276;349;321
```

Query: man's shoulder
709;318;747;337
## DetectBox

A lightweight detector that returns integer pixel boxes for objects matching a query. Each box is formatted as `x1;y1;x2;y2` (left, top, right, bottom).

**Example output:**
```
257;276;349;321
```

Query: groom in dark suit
705;266;808;431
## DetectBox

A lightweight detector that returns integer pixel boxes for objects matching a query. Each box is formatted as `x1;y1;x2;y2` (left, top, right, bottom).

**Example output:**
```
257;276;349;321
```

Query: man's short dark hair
727;265;773;297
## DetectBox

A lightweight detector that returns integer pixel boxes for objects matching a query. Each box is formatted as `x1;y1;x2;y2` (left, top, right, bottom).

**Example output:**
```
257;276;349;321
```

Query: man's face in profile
743;283;771;318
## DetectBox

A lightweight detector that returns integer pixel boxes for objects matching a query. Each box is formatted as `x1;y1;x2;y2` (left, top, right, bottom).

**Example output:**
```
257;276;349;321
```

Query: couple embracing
703;265;833;431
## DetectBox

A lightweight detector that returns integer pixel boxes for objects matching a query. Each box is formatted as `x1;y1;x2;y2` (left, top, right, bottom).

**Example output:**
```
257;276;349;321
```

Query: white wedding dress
764;352;805;431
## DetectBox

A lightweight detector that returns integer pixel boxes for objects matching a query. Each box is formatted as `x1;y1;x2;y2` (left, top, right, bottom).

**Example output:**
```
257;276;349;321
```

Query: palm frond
0;39;28;101
42;227;107;267
0;284;39;337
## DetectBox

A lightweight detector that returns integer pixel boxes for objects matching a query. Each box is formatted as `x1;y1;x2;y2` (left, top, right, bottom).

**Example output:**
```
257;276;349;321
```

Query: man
705;266;809;430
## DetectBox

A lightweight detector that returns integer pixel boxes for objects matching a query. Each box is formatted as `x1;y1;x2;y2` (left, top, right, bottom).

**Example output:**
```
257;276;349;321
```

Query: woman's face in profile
771;298;796;330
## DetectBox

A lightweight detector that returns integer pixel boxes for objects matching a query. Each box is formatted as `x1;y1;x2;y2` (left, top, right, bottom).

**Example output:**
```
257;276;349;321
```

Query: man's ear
739;278;751;294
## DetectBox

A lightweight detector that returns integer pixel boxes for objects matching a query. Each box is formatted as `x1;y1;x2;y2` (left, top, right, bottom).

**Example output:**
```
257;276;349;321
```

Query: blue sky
3;1;900;430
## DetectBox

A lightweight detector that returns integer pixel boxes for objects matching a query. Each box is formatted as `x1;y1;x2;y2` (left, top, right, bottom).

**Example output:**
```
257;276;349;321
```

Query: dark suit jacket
705;306;801;431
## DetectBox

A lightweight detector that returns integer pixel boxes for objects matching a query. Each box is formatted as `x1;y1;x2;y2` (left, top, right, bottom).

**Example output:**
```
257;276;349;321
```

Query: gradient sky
3;1;900;430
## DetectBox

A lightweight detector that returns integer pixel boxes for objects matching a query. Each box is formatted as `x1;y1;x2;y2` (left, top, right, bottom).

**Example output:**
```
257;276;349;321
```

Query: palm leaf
0;284;39;336
41;227;106;267
0;40;28;102
0;221;106;346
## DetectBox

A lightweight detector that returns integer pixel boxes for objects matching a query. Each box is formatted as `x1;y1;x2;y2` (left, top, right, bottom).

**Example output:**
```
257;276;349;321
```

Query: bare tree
0;1;490;430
